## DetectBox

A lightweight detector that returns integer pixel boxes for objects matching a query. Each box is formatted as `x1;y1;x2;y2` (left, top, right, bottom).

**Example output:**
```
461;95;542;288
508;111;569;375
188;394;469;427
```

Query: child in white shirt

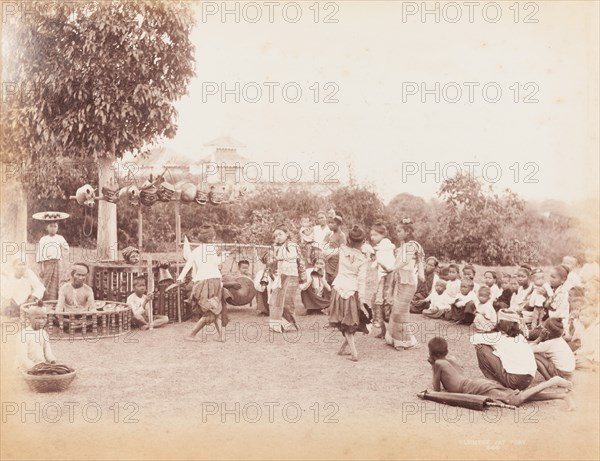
127;277;168;329
462;265;480;294
473;286;498;333
369;223;395;334
36;221;69;301
299;217;315;263
16;305;57;371
444;264;461;299
529;268;553;329
423;280;453;319
448;278;478;324
530;317;576;380
483;270;502;303
562;256;582;290
572;306;599;371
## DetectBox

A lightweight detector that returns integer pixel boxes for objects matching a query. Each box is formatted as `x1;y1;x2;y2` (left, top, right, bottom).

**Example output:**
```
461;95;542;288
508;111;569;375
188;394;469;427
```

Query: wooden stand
88;261;191;322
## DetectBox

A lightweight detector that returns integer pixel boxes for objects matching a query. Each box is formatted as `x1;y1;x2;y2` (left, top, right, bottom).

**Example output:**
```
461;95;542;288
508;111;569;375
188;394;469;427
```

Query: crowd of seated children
410;254;599;375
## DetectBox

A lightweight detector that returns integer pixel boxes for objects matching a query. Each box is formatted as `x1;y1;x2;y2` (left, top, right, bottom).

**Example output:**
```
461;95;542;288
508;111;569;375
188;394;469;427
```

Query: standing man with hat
33;212;70;301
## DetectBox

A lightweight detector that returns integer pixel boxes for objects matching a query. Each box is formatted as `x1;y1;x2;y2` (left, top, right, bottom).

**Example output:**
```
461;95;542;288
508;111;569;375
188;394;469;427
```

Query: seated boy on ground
16;305;58;371
427;337;574;409
127;276;168;329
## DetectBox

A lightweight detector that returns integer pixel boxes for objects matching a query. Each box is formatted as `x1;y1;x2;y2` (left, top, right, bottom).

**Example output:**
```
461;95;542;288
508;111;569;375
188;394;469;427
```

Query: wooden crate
88;262;192;322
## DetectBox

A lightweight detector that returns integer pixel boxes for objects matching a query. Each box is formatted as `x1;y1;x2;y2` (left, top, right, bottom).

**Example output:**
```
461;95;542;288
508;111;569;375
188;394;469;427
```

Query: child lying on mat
16;305;58;371
427;337;574;409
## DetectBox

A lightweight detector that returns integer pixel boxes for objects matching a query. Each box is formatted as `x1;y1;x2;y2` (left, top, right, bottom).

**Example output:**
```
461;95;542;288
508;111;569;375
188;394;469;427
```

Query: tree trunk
0;177;28;260
97;157;118;261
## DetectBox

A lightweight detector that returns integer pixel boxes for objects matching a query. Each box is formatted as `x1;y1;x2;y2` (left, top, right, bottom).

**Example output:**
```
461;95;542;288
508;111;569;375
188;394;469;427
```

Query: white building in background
119;136;341;196
190;136;249;185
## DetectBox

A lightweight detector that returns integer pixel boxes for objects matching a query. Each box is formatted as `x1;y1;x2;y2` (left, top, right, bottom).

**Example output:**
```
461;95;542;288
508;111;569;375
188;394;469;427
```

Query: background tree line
27;173;594;265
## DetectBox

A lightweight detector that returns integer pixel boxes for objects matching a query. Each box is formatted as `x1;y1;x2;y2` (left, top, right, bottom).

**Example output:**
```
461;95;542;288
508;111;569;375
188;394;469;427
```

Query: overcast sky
164;1;599;204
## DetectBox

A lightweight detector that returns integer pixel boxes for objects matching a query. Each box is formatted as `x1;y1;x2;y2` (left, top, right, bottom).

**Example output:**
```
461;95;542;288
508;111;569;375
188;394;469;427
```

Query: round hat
32;211;70;221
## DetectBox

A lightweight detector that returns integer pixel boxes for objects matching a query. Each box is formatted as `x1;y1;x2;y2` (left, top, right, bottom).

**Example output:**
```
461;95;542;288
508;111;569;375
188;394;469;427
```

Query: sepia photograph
0;1;598;460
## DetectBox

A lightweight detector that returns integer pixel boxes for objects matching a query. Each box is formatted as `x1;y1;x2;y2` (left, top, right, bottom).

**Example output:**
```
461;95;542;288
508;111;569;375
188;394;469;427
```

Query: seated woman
300;257;331;314
410;256;439;314
470;309;537;390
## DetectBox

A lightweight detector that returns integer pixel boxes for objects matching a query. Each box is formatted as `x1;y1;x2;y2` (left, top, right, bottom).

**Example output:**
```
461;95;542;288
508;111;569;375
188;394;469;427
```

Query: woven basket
22;370;77;393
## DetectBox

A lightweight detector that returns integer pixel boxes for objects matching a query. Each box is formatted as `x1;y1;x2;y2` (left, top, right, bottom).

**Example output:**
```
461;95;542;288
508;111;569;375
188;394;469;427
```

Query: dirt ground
2;306;599;461
1;253;598;460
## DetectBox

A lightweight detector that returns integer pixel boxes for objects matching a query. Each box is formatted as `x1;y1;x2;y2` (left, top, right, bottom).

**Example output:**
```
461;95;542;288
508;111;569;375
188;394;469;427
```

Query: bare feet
347;356;358;362
548;376;573;390
564;392;576;411
184;336;203;342
337;350;351;356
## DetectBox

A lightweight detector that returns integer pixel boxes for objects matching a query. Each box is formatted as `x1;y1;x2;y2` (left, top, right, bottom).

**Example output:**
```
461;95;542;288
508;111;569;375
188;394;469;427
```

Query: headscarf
122;246;140;263
348;225;366;243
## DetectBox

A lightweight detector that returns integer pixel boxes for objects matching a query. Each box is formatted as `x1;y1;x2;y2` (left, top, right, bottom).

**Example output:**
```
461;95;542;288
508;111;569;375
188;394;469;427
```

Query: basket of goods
23;363;77;393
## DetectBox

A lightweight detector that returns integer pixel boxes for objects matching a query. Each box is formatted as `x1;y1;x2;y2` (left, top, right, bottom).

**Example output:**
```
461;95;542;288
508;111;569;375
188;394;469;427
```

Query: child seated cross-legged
571;305;599;371
447;278;477;324
472;286;497;333
493;273;514;311
529;317;576;381
127;277;169;330
422;280;453;319
483;270;502;303
427;337;574;409
444;264;461;299
462;265;480;294
16;305;58;371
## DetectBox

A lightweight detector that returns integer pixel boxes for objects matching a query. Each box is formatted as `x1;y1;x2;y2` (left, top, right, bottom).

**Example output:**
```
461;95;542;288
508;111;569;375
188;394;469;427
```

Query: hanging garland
72;168;246;209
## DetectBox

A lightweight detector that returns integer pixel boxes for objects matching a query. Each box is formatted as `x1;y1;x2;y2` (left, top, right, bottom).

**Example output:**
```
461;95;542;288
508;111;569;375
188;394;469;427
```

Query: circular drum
222;275;257;306
20;301;133;340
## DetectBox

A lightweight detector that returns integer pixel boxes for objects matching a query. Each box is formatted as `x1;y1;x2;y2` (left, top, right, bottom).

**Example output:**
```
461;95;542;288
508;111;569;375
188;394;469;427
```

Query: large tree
435;174;525;264
1;0;195;260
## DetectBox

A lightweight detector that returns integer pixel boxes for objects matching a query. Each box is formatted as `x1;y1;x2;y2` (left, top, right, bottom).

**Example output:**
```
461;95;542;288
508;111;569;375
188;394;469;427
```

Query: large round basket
20;301;132;340
22;370;77;393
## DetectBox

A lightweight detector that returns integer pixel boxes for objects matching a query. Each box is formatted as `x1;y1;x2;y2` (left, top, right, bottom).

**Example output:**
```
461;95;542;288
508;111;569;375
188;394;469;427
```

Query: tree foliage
1;0;196;200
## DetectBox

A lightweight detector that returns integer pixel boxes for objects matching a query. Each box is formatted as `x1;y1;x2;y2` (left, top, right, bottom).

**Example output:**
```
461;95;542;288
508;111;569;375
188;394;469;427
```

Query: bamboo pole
147;258;154;330
175;201;182;323
137;206;143;250
175;201;181;247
